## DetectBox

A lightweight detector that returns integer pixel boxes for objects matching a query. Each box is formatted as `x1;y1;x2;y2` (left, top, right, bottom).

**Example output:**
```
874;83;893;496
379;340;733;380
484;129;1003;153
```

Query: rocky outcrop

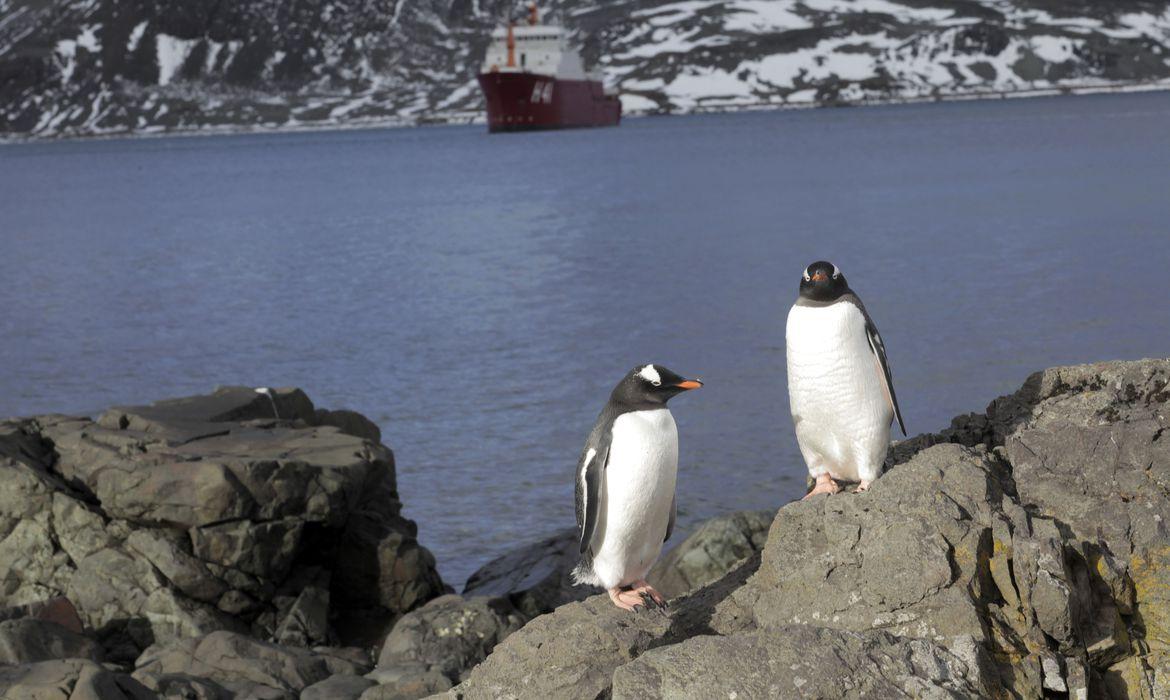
461;528;596;620
446;358;1170;699
0;386;445;665
447;550;760;699
646;509;771;600
350;511;769;697
360;542;586;698
374;595;525;683
2;360;1166;699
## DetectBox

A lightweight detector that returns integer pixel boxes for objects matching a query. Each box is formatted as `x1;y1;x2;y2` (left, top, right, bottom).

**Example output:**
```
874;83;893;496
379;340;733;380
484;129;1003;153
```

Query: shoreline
3;78;1168;146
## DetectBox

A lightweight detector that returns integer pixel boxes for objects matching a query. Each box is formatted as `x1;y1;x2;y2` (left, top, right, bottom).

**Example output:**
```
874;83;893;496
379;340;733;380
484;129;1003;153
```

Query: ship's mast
506;22;515;67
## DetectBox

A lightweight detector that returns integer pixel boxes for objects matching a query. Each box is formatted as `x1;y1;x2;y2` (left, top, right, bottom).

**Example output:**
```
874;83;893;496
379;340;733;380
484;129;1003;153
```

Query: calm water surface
4;93;1170;586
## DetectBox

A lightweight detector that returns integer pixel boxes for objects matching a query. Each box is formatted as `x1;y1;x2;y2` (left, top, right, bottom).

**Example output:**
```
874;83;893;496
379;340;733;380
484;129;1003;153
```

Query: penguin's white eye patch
802;268;811;282
638;364;662;386
831;265;841;279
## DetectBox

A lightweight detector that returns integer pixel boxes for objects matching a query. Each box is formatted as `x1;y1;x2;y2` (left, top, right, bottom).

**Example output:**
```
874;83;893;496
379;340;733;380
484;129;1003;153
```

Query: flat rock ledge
443;358;1170;699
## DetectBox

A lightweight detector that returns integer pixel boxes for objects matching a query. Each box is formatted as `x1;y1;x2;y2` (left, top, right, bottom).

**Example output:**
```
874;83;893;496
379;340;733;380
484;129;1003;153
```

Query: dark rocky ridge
2;0;1169;138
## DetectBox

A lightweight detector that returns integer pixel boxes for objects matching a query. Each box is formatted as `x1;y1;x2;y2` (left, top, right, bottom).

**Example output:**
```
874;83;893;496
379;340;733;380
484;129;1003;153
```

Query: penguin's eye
650;379;662;387
831;265;841;279
802;269;811;282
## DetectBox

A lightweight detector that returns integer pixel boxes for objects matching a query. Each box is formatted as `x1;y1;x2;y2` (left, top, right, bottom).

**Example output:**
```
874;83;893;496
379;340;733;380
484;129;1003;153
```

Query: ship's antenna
528;3;539;26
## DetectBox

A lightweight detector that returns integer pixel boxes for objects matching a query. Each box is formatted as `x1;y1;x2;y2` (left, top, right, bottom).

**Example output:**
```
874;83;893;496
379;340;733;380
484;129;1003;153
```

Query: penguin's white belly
786;302;892;482
590;409;677;590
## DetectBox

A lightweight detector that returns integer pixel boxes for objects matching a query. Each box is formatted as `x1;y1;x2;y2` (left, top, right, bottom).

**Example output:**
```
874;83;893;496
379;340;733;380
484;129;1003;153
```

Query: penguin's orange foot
608;587;646;612
853;480;871;494
802;474;840;500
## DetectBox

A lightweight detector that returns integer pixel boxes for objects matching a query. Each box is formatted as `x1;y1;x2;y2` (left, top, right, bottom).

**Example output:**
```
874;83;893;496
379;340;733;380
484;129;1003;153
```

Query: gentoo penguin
572;364;702;611
786;261;906;499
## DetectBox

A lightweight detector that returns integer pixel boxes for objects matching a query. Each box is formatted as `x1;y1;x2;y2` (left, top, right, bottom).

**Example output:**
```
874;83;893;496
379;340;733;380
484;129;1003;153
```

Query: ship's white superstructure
481;24;587;80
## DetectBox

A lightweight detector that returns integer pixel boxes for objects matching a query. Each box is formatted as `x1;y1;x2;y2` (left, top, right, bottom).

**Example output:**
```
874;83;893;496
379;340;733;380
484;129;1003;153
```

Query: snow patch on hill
2;0;1170;138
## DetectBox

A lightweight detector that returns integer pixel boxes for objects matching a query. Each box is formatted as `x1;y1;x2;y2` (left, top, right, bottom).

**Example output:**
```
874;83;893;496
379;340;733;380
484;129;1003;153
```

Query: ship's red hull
477;72;621;133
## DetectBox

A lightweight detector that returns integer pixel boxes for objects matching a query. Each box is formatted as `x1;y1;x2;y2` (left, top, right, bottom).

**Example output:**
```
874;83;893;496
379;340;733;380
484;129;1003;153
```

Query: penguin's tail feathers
571;554;602;588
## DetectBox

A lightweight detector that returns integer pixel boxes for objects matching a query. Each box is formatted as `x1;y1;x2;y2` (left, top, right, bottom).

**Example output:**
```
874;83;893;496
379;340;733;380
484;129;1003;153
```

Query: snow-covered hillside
2;0;1170;138
600;0;1170;111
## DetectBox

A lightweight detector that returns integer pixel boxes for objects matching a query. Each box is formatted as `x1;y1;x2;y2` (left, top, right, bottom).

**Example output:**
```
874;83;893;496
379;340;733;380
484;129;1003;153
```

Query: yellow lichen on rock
1131;547;1170;651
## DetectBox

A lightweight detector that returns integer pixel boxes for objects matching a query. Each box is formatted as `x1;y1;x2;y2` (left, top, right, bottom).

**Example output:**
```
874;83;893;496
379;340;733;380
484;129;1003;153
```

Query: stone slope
446;358;1170;699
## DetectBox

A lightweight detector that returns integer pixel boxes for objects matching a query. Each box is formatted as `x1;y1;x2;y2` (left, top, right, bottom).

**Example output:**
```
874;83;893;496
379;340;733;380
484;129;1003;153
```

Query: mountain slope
2;0;1169;137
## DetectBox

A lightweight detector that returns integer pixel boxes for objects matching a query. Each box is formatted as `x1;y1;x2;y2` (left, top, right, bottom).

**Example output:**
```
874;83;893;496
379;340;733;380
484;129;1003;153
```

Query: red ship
477;5;621;133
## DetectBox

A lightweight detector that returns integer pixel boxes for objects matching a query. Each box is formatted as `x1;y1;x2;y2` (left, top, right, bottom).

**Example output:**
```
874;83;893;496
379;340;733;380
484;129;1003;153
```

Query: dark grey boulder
612;627;990;699
311;645;373;676
315;408;383;443
362;660;454;699
126;529;228;603
461;528;597;619
134;631;334;696
0;618;103;664
0;658;154;700
374;594;525;684
647;509;772;599
273;570;332;648
301;673;377;700
151;673;233;700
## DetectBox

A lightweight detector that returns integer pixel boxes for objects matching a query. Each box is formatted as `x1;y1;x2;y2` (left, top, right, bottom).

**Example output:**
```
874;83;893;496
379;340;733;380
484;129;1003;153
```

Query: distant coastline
4;78;1168;145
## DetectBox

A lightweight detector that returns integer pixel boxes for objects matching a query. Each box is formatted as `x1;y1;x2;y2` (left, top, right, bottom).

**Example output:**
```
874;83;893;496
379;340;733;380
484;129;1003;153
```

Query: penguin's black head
799;260;849;302
611;364;702;407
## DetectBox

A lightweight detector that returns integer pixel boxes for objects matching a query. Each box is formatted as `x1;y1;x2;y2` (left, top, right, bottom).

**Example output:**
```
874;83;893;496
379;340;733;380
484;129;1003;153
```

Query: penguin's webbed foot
802;474;841;500
853;480;871;494
639;591;669;614
608;587;646;612
630;580;668;614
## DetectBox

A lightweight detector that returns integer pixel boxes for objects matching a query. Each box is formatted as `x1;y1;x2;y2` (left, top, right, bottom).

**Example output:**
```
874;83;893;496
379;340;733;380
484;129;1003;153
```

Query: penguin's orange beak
811;271;828;282
675;380;703;390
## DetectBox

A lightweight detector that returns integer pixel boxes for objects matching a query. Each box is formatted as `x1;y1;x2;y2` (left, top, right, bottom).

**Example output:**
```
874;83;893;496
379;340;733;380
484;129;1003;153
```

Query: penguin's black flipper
575;433;611;555
849;294;906;437
664;494;676;543
864;317;906;436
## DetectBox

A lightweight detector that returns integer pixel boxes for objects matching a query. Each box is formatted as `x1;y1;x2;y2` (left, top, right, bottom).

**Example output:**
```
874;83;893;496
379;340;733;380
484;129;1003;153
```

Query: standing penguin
786;261;906;499
572;364;702;611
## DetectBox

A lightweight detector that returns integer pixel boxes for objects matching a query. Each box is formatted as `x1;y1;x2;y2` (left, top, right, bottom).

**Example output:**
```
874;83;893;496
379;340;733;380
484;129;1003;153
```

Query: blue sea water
3;92;1169;587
